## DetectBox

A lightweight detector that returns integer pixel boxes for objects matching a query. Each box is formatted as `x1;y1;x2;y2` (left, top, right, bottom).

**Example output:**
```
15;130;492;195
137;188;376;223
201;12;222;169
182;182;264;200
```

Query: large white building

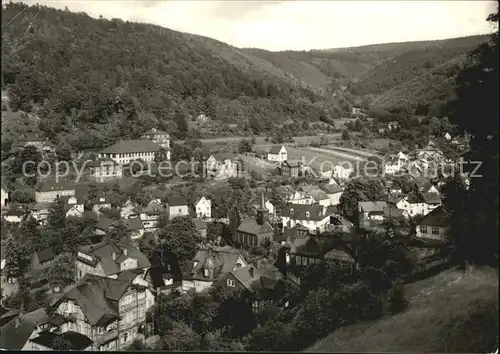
99;139;170;165
141;128;170;149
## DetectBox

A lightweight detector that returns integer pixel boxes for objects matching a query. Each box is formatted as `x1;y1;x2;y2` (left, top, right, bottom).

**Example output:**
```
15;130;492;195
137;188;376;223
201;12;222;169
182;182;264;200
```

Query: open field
323;145;379;158
239;155;277;174
304;147;368;162
307;267;499;353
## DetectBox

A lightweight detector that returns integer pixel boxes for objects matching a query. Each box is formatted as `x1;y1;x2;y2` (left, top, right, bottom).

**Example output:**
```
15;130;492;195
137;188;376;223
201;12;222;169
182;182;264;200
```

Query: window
290;208;294;215
420;226;428;234
302;257;308;266
204;268;209;277
227;279;235;287
432;227;440;235
296;256;301;265
305;211;310;218
178;208;182;213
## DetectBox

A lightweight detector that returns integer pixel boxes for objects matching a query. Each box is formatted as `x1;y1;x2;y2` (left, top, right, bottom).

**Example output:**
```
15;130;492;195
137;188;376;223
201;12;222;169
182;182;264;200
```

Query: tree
191;293;218;341
56;140;72;161
248;320;291;351
361;127;370;139
46;253;75;288
341;129;351;141
338;177;387;223
444;9;499;267
174;112;189;139
105;220;130;244
3;236;22;281
46;199;67;231
158;216;198;273
238;139;253;154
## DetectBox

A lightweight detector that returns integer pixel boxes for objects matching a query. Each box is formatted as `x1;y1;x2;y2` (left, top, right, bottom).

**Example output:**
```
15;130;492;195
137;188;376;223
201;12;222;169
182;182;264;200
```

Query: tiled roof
290;235;323;256
30;331;93;350
190;246;245;280
420;192;441;205
141;200;165;214
35;248;55;263
167;196;187;207
95;216;115;231
358;201;388;213
34;179;75;192
413;176;433;191
123;218;144;231
418;206;448;227
100;140;160;154
0;315;37;349
237;218;274;236
282;203;327;221
269;145;285;154
320;184;343;194
279;223;310;244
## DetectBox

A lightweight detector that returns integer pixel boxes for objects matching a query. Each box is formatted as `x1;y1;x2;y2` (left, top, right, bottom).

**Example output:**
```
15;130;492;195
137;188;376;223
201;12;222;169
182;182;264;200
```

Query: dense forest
1;3;351;150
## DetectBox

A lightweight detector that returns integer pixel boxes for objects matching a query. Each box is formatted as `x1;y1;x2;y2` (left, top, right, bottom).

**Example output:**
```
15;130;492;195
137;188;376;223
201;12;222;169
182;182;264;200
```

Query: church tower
256;192;269;226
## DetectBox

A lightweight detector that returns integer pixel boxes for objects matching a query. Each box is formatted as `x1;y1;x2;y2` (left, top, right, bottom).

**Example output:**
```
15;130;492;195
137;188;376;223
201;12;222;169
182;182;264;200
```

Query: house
92;196;112;215
404;192;442;217
166;196;189;220
88;158;123;183
182;246;248;293
120;199;141;220
123;218;145;242
267;145;287;163
280;160;303;178
413;176;440;194
140;199;165;230
75;241;150;281
30;203;51;224
50;273;155;350
1;188;7;209
358;201;388;221
215;159;239;180
34;179;75;203
15;133;45;151
141;128;171;152
2;206;25;224
286;190;315;205
213;261;289;312
93;216;116;236
383;152;409;175
444;132;452;141
30;331;93;351
0;308;50;350
236;193;274;247
416;206;449;241
250;198;275;218
60;195;85;218
194;218;207;239
98;140;161;165
205;155;218;173
299;185;331;207
195;196;212;219
281;203;334;233
31;248;57;271
330;164;354;181
388;121;399;131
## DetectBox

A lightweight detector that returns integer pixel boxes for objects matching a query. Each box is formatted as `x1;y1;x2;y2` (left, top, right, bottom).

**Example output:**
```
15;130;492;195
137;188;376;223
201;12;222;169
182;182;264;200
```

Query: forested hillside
1;3;350;150
347;35;489;96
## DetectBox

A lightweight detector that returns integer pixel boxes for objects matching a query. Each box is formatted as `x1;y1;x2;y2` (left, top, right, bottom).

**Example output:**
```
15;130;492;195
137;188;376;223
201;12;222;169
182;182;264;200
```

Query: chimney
249;267;254;278
112;252;117;261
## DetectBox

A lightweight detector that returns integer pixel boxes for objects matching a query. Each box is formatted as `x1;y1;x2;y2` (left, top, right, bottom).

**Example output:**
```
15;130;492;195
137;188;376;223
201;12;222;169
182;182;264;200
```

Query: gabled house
444;132;452;141
194;196;212;219
166;196;189;220
182;246;248;293
60;195;85;218
319;184;344;206
323;164;354;182
213;261;289;312
236;193;274;247
0;308;50;350
413;176;440;194
287;190;315;205
141;128;171;152
31;248;57;271
50;273;155;351
75;241;151;281
34;179;76;203
401;192;441;217
280;160;303;178
88;158;123;183
281;203;334;233
416;206;449;241
358;201;388;221
299;185;331;207
123;218;145;242
267;145;287;163
120;199;141;220
92;196;112;215
139;199;165;230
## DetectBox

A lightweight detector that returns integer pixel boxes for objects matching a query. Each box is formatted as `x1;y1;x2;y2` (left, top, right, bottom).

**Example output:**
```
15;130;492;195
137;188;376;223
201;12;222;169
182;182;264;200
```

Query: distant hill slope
348;35;489;96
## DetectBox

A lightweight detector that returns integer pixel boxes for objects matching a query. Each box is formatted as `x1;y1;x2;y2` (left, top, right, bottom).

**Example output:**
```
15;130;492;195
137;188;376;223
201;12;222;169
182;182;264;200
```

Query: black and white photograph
0;0;498;352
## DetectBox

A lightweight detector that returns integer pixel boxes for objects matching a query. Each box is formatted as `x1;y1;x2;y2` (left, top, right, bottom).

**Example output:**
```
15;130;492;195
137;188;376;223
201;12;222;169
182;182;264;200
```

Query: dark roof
141;200;165;214
0;315;37;349
358;201;388;213
190;246;246;280
95;216;115;231
282;203;327;221
167;196;187;207
290;235;323;256
320;184;343;194
237;218;274;236
100;140;160;154
34;179;75;193
419;206;448;227
420;192;442;205
123;217;144;231
279;223;310;244
143;128;169;136
269;145;285;154
35;248;55;263
30;331;93;350
413;176;433;191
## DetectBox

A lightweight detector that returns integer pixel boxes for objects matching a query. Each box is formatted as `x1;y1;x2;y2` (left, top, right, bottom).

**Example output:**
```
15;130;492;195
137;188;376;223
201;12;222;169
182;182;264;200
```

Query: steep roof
269;145;285;154
123;218;144;231
100;140;160;154
419;206;448;227
282;203;327;221
30;331;93;350
0;315;37;349
358;201;388;213
167;196;187;207
420;192;442;205
290;234;324;256
35;248;55;263
237;218;274;236
190;246;246;280
320;184;343;194
413;176;434;192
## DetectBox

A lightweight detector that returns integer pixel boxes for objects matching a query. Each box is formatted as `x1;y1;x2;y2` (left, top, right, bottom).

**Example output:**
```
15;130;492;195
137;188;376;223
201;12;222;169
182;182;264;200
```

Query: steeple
256;192;269;226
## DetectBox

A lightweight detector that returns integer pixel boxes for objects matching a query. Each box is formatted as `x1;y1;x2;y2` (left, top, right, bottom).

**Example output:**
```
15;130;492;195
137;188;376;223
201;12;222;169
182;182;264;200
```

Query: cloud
11;0;497;51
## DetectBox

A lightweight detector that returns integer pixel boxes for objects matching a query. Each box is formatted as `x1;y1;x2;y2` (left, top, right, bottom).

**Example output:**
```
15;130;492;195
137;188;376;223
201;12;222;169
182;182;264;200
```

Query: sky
12;0;499;51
